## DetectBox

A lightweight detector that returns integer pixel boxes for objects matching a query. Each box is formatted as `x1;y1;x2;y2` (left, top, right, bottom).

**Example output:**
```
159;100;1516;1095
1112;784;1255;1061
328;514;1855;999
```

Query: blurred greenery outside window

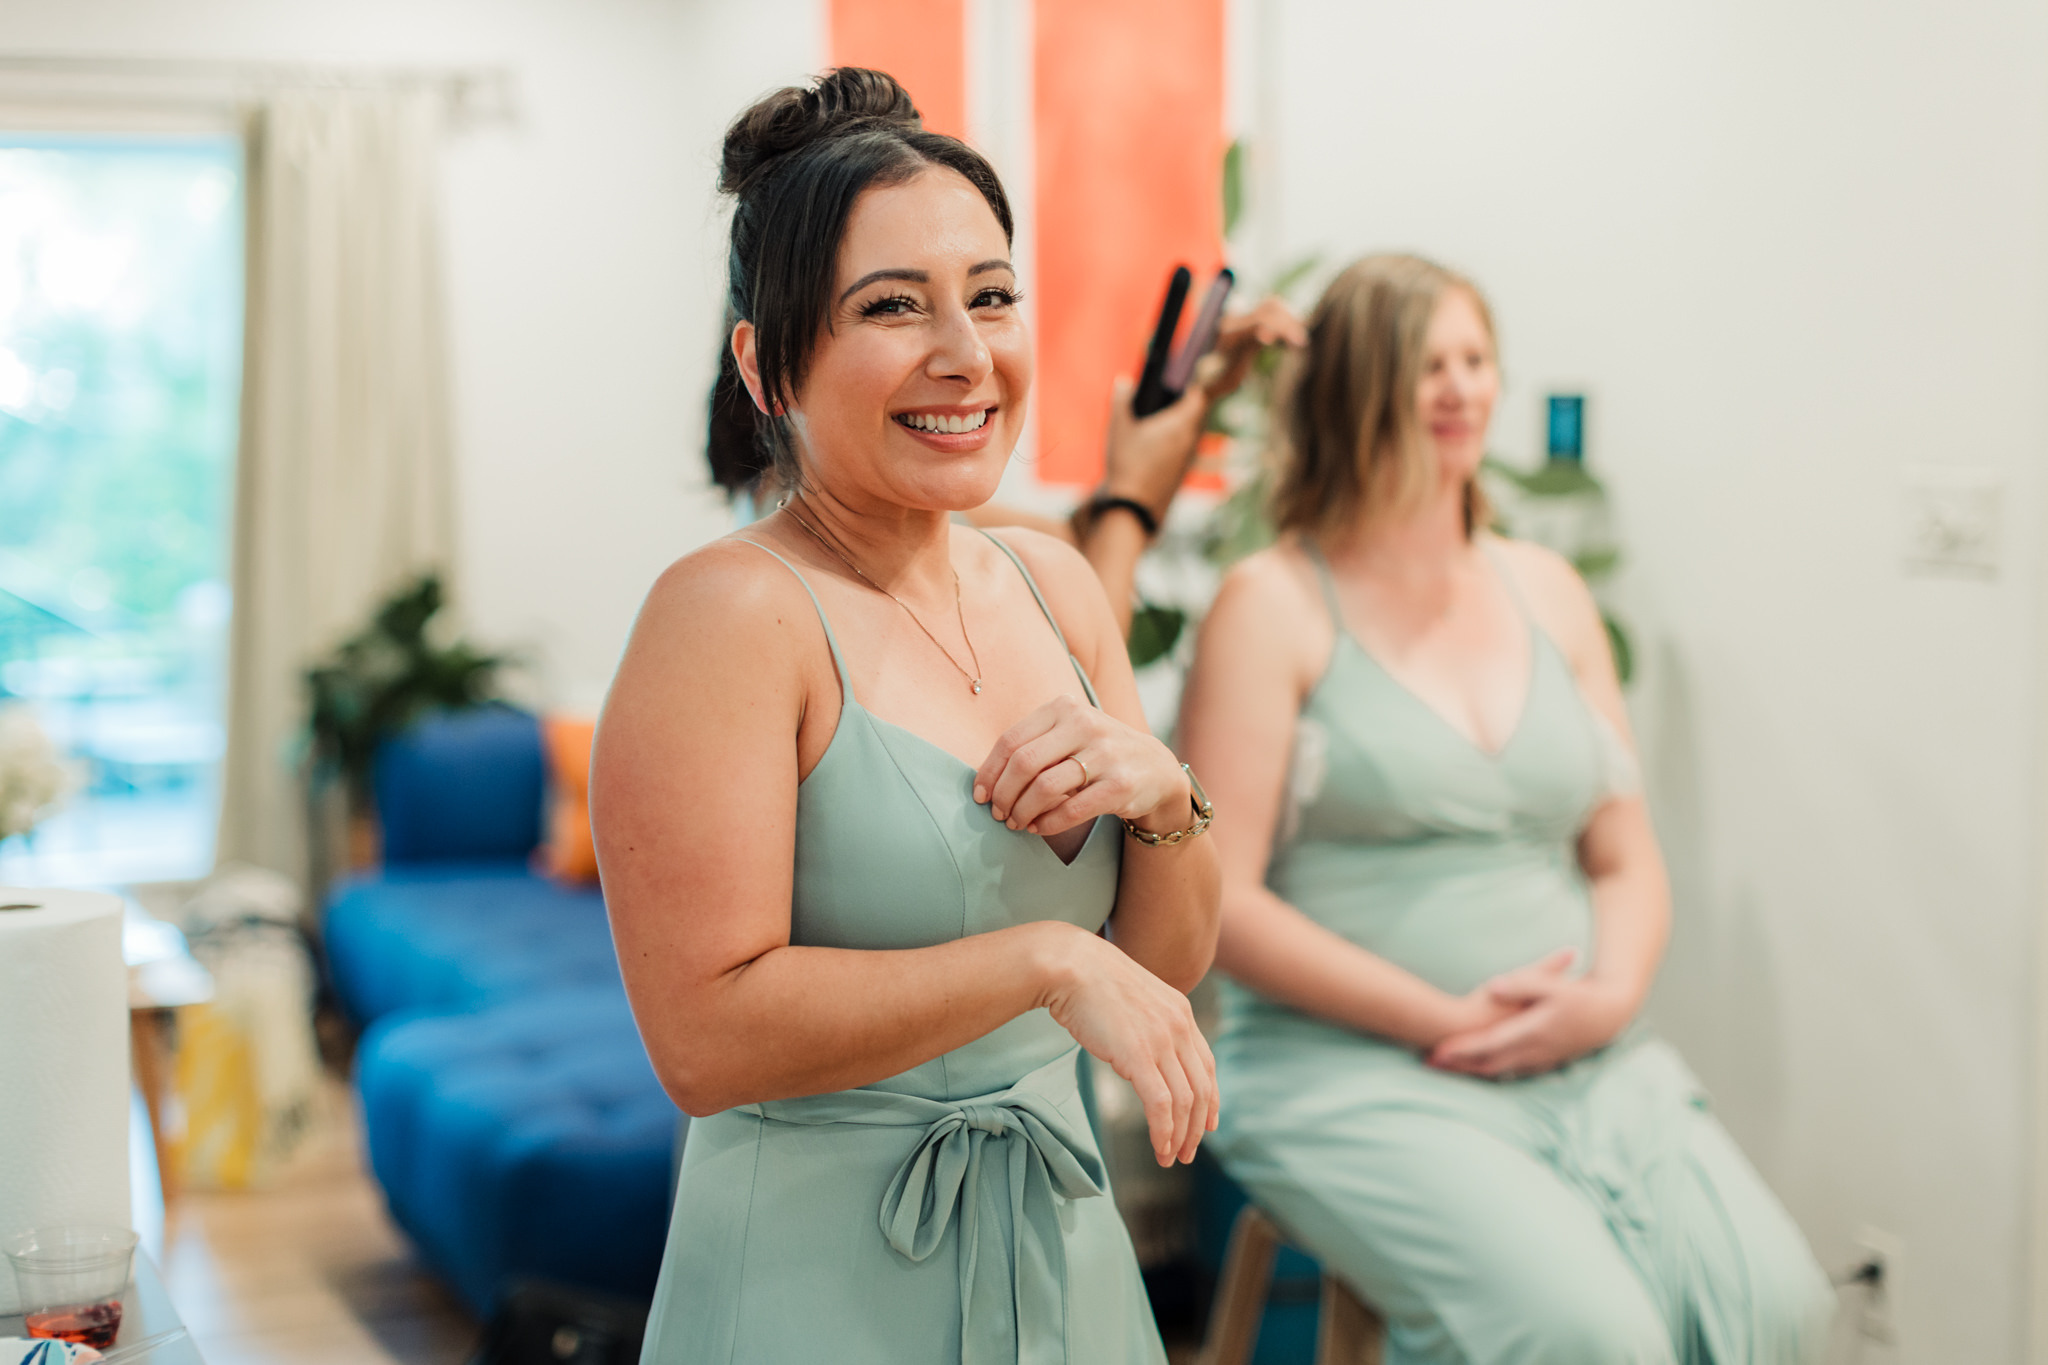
0;133;244;885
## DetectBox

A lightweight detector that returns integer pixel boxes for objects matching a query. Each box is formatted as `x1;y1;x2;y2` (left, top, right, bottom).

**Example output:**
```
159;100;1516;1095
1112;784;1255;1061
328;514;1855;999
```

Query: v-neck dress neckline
1301;539;1541;764
1254;537;1617;1003
775;530;1112;867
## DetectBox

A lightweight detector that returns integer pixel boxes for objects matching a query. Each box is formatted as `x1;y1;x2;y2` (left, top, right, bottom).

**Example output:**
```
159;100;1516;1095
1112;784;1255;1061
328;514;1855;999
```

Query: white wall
0;0;824;710
7;0;2039;1355
1249;2;2048;1360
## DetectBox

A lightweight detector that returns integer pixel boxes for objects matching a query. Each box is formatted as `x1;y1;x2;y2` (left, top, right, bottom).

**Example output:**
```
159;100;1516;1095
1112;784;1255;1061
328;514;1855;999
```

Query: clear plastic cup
5;1224;139;1350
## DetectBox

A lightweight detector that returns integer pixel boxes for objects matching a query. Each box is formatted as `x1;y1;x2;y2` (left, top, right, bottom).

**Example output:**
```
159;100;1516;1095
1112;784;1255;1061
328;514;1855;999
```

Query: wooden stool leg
1315;1274;1386;1365
1196;1205;1284;1365
130;1007;178;1208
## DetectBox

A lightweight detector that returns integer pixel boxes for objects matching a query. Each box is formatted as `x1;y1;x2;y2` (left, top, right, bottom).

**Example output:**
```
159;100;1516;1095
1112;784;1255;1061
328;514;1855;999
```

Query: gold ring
1073;757;1090;788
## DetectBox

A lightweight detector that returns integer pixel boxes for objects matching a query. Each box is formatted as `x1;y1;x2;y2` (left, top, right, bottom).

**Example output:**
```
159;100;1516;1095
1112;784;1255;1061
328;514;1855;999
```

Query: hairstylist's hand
1034;925;1218;1166
1427;954;1635;1079
973;694;1193;839
1192;295;1308;404
1097;297;1308;522
1101;377;1209;519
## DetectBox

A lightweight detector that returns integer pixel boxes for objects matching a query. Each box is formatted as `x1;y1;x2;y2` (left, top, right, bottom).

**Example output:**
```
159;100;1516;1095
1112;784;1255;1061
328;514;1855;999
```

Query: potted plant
304;574;507;871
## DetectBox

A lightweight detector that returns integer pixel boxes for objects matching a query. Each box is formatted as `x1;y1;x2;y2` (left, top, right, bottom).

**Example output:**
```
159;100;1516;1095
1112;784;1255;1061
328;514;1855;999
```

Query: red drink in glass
25;1300;124;1349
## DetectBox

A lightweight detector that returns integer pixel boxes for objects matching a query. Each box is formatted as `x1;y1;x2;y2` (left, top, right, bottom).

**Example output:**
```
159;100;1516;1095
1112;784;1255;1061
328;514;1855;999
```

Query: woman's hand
1095;297;1308;523
1427;954;1635;1079
1099;377;1209;519
1032;924;1218;1166
1420;947;1575;1051
1193;296;1309;404
973;694;1192;839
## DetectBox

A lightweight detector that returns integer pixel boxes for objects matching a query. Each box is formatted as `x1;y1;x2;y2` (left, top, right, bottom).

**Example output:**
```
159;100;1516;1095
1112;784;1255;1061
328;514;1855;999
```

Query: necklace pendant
971;680;983;695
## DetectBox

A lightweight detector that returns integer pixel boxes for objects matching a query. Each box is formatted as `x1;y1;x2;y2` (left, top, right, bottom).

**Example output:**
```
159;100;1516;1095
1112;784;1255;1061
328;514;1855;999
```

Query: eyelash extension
856;286;1023;318
859;292;920;318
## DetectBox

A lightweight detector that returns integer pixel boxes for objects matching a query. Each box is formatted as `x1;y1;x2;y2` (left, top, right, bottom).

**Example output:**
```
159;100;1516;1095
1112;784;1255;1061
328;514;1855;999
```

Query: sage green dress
1211;546;1834;1365
638;535;1166;1365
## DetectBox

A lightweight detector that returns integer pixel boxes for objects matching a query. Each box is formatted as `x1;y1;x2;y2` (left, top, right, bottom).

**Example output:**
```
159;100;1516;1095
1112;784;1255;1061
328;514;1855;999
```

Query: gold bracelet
1122;764;1214;846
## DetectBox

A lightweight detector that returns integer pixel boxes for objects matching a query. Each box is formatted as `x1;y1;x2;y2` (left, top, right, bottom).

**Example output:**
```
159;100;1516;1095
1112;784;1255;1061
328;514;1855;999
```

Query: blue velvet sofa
325;705;682;1316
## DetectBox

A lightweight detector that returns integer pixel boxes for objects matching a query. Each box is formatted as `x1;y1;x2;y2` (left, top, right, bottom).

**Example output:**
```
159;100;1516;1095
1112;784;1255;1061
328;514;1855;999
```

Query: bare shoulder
977;524;1116;646
979;522;1096;596
639;536;813;641
609;535;825;710
1486;534;1609;674
1197;543;1329;684
1212;543;1326;636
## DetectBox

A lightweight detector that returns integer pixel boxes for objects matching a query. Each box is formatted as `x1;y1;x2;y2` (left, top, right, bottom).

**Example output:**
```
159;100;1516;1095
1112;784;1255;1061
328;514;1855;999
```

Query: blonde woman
1176;255;1832;1364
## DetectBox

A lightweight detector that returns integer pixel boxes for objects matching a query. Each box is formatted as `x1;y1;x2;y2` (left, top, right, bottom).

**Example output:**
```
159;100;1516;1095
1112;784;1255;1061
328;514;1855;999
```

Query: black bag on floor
469;1280;649;1365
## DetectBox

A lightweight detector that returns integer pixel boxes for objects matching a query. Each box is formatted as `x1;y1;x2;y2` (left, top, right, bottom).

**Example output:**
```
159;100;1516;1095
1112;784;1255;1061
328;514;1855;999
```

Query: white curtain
215;87;457;884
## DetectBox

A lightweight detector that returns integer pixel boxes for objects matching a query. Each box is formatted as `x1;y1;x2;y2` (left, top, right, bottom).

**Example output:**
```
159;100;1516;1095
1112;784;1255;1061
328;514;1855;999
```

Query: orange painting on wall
1033;0;1227;485
828;0;967;139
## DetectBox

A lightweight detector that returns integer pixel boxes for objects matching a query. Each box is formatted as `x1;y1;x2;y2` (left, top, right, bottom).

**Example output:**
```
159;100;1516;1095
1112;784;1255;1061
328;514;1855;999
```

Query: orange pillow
537;715;599;884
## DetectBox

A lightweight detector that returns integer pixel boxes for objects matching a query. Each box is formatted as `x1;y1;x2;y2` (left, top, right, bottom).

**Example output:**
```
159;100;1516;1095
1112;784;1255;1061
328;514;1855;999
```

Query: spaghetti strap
734;539;853;696
1300;540;1349;636
977;531;1104;707
1478;540;1537;623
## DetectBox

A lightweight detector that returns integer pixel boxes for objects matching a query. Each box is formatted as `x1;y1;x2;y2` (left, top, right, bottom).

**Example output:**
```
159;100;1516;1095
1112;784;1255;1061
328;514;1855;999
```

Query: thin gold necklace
779;497;987;696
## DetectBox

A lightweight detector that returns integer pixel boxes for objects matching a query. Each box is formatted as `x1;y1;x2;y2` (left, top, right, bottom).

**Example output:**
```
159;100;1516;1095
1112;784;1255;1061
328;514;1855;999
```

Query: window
0;133;243;886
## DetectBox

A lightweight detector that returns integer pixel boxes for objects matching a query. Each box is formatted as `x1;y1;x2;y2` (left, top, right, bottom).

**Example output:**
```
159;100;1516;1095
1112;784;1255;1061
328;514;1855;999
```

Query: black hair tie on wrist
1086;494;1160;539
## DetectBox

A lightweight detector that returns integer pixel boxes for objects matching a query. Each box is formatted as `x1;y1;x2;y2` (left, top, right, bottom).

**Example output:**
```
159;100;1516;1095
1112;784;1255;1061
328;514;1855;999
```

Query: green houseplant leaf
1604;613;1635;686
1127;602;1187;670
1222;140;1245;240
305;573;508;803
1572;547;1622;580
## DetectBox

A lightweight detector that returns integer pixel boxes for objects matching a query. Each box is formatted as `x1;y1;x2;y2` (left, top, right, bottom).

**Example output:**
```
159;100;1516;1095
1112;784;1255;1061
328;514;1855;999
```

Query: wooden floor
158;1080;478;1365
154;1077;1203;1364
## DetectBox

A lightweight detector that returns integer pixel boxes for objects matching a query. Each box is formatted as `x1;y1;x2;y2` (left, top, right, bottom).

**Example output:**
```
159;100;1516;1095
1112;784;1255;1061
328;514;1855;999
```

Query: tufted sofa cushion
356;988;684;1314
324;862;618;1025
374;705;546;864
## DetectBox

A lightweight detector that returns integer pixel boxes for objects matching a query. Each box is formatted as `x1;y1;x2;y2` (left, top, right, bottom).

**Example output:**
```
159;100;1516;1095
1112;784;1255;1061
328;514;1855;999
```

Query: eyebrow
836;259;1015;305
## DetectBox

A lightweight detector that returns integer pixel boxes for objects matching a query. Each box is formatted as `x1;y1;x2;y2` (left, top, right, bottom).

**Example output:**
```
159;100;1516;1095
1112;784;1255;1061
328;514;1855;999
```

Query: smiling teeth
901;410;988;434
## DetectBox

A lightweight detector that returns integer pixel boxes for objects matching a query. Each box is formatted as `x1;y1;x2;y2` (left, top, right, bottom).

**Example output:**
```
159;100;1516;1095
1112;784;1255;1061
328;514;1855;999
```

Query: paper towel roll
0;887;130;1315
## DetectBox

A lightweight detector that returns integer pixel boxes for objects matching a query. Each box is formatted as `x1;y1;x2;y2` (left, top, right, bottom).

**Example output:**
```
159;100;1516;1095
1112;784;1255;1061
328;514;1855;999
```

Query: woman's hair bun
720;68;923;196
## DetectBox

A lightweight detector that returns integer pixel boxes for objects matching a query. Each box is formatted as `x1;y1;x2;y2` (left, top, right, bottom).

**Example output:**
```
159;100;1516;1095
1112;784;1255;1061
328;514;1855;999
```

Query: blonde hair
1269;253;1496;541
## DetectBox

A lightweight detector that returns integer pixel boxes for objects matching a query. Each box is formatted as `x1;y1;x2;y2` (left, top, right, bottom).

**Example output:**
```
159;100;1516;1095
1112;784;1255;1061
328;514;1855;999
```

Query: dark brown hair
1270;254;1495;541
719;68;1013;482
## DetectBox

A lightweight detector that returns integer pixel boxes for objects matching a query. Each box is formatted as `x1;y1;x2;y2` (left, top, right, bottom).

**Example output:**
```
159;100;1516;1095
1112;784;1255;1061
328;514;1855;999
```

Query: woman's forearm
1216;884;1469;1049
1584;860;1670;1018
632;920;1089;1116
1079;510;1148;637
1577;800;1672;1021
1104;832;1220;993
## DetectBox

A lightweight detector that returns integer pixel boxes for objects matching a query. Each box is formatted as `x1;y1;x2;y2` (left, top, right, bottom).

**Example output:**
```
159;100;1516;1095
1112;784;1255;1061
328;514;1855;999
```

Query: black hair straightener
1132;266;1236;417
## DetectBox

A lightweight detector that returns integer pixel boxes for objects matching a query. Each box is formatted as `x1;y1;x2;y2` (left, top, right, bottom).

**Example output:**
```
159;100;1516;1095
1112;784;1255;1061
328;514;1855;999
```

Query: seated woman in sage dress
1175;254;1835;1365
591;69;1222;1364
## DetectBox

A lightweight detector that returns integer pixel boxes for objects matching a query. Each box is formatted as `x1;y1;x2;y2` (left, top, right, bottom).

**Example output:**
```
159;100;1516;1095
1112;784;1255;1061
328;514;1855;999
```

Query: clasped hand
1426;948;1636;1080
971;694;1191;838
973;697;1216;1167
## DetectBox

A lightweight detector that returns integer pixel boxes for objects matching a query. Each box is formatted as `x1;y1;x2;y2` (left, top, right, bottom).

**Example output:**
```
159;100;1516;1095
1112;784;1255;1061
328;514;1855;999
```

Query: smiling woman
592;69;1220;1363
